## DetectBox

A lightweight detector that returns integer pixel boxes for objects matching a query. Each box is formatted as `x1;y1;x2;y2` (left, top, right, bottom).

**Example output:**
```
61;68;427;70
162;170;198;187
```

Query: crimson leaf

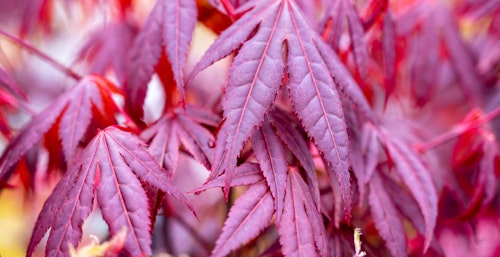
77;21;137;84
369;173;407;257
27;126;193;257
141;105;218;176
376;126;438;251
211;182;274;257
0;75;119;183
126;0;197;119
278;167;330;257
192;0;355;217
251;118;288;221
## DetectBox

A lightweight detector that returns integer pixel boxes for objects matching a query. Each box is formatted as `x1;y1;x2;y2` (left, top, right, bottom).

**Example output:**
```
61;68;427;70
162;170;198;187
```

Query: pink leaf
271;109;320;207
251;119;288;221
126;0;197;118
194;162;264;193
278;168;329;257
211;182;274;257
27;126;194;257
0;76;117;184
369;173;407;257
286;1;351;219
378;128;437;251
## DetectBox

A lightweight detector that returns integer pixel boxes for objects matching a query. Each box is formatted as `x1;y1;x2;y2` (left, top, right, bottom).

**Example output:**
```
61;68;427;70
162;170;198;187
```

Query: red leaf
126;0;197;118
270;109;320;207
344;0;370;81
286;1;352;219
0;67;26;99
211;182;274;257
194;162;264;194
141;106;216;175
382;11;396;106
77;21;137;84
27;126;194;257
194;0;357;216
378;128;437;251
369;173;407;257
0;75;118;184
252;119;288;221
278;168;330;257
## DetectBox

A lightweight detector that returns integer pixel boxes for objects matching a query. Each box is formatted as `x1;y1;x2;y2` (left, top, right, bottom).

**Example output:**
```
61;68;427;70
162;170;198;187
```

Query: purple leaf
315;37;375;122
278;168;329;257
369;173;407;257
0;76;117;184
210;0;287;192
97;134;152;256
27;135;100;257
382;11;396;105
344;0;370;81
77;21;137;84
286;1;352;219
271;109;320;207
0;67;26;98
27;126;194;257
126;0;197;118
251;119;288;221
378;128;437;251
194;162;264;193
211;182;274;257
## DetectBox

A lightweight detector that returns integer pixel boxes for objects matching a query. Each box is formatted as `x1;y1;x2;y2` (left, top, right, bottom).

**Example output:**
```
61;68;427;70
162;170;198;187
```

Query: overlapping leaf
251;118;288;220
125;0;197;119
375;126;437;251
369;173;407;257
77;21;137;84
0;75;119;184
278;168;329;257
27;126;193;257
211;182;274;257
141;105;219;177
190;0;371;216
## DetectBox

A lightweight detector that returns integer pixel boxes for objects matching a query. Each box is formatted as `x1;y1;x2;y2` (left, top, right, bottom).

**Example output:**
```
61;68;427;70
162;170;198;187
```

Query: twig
0;30;82;81
415;106;500;152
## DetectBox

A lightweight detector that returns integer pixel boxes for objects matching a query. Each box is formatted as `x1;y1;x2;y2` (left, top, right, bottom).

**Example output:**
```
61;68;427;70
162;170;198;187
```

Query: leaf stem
0;30;82;81
221;0;237;20
415;106;500;152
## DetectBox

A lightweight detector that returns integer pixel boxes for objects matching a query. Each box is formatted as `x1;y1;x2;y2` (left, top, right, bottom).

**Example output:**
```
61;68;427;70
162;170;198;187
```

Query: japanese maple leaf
373;125;438;251
211;182;274;257
190;0;375;217
368;173;407;257
251;110;321;221
278;167;330;257
27;126;194;257
0;66;26;99
206;165;329;257
125;0;196;120
141;105;219;177
399;2;482;106
0;75;119;184
322;0;370;81
77;21;137;84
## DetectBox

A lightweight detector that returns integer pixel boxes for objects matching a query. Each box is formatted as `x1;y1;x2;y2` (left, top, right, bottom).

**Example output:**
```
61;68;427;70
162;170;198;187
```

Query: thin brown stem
0;30;82;81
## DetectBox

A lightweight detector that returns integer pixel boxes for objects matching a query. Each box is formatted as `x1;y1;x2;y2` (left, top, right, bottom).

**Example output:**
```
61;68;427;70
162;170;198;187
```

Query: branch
0;30;82;81
415;106;500;152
